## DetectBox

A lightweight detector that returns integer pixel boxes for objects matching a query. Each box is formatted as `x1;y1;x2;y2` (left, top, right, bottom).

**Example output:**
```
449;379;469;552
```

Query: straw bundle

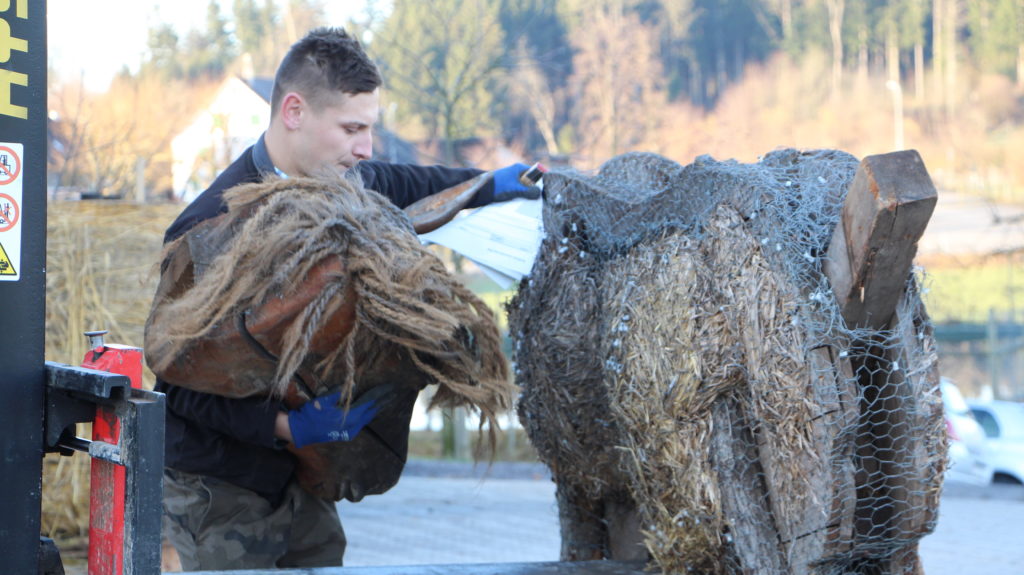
46;201;179;373
509;150;945;574
601;225;730;571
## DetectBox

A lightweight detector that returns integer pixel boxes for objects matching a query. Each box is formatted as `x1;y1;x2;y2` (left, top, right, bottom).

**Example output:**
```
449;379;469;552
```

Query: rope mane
152;176;513;427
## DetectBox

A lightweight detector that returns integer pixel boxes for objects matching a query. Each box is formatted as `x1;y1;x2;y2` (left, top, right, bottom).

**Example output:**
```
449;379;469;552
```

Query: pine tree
143;23;181;79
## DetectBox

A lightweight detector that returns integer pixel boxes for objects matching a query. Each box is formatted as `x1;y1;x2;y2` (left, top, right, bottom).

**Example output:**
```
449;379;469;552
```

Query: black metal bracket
44;360;131;455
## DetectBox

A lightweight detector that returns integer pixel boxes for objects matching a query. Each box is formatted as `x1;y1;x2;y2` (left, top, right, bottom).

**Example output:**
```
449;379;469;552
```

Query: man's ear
280;92;305;130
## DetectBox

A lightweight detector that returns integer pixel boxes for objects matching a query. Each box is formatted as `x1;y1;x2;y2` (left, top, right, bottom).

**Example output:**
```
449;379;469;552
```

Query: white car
967;399;1024;485
940;379;994;485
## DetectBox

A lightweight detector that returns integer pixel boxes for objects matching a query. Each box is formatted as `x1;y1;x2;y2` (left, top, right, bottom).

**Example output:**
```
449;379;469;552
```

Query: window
971;408;1000;439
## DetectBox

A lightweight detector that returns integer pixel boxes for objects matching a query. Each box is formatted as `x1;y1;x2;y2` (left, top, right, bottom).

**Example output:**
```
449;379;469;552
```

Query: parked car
967;399;1024;485
940;378;994;485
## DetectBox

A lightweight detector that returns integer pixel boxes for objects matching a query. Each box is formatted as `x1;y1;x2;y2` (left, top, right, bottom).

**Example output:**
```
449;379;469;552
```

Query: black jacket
156;137;490;500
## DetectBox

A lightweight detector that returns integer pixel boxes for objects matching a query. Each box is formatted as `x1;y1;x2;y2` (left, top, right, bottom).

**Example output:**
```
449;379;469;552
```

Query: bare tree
943;0;961;119
906;0;928;102
509;40;561;157
374;0;507;164
567;2;665;161
824;0;846;100
48;74;217;199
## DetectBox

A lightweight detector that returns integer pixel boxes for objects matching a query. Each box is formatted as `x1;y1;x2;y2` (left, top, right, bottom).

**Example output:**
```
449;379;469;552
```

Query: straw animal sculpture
509;150;945;575
144;176;514;501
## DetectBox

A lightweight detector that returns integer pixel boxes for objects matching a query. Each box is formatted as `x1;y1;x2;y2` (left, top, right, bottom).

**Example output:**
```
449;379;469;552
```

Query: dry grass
597;207;832;573
601;226;729;571
46;201;180;372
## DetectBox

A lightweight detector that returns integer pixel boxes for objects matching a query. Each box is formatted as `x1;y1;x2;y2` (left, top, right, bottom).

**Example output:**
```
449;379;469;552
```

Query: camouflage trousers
162;468;346;570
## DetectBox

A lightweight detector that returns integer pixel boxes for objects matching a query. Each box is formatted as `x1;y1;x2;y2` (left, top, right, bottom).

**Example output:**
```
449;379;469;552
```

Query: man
157;27;538;570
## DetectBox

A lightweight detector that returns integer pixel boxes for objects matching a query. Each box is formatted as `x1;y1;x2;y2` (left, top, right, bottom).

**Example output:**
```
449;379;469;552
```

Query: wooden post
988;308;1000;399
454;406;470;460
824;150;937;331
710;397;788;573
824;150;941;574
504;419;519;461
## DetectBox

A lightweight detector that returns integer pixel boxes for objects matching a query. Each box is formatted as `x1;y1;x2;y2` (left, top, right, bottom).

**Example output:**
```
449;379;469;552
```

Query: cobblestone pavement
338;463;559;566
918;483;1024;575
340;461;1024;574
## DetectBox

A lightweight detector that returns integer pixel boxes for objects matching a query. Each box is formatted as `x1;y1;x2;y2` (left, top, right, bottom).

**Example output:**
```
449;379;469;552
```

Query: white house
171;76;273;202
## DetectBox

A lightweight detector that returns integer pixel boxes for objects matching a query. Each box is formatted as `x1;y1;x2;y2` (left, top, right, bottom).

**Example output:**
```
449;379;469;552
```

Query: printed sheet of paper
419;198;544;289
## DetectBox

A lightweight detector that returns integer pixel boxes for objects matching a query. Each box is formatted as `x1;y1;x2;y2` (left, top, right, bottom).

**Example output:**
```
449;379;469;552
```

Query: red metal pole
82;332;143;575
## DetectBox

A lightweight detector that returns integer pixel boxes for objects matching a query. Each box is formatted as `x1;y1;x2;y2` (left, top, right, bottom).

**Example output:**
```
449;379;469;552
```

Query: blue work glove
288;386;388;448
492;163;542;202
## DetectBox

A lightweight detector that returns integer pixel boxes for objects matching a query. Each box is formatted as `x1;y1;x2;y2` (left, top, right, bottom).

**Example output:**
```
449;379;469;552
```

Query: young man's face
292;89;380;176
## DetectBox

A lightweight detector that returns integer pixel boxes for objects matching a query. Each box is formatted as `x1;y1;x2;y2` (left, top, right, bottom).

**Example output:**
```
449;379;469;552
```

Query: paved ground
336;460;1024;574
918;482;1024;575
338;461;559;566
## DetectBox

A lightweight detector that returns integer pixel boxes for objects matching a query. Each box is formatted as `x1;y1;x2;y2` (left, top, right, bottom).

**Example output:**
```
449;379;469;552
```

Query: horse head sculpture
145;175;512;502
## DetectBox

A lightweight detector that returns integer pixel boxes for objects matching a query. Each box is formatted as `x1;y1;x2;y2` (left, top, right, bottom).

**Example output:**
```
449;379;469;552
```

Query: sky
47;0;374;91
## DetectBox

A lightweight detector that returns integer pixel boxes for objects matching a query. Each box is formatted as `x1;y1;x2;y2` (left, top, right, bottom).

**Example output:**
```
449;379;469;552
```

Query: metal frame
44;361;165;575
0;1;48;572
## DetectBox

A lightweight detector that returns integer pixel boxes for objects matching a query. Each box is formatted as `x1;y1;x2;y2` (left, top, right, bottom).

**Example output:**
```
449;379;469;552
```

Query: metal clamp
44;361;131;454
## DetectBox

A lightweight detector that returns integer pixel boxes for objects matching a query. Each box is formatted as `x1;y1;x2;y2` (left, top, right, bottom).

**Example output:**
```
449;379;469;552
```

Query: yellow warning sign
0;241;15;275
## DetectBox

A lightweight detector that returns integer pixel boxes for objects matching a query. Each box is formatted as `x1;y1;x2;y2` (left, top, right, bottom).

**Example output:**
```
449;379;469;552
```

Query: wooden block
824;349;859;558
554;481;612;561
711;396;789;574
825;150;937;330
847;287;941;571
876;289;943;539
749;347;859;573
811;346;859;560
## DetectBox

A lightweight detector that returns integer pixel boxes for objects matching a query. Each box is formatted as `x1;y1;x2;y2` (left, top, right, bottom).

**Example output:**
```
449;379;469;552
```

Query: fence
935;311;1024;401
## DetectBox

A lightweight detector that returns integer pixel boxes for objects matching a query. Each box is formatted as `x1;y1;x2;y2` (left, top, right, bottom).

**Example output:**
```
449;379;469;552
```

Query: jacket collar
253;133;288;178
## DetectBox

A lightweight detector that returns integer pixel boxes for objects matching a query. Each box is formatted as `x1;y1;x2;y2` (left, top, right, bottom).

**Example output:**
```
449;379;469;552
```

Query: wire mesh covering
508;150;945;574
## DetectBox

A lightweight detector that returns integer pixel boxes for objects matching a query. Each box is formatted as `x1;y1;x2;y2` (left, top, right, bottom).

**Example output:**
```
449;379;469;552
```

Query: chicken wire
509;150;945;575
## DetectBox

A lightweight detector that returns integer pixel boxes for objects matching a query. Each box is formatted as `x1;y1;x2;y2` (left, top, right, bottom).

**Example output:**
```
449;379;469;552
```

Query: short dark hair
270;27;382;116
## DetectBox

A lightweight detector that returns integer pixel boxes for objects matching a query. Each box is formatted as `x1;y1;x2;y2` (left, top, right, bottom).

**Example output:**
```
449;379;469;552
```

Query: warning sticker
0;142;22;282
0;145;21;185
0;192;19;232
0;241;16;276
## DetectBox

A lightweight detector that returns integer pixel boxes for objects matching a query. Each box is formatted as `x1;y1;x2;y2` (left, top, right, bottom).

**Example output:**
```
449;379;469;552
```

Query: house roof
244;76;274;103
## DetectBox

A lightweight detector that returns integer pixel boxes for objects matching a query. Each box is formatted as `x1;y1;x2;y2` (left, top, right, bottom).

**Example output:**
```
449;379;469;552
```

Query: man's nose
353;131;373;161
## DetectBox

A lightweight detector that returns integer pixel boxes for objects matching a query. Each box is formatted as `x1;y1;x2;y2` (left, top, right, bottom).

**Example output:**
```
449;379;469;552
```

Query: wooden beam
824;151;943;573
825;150;937;331
711;396;789;573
